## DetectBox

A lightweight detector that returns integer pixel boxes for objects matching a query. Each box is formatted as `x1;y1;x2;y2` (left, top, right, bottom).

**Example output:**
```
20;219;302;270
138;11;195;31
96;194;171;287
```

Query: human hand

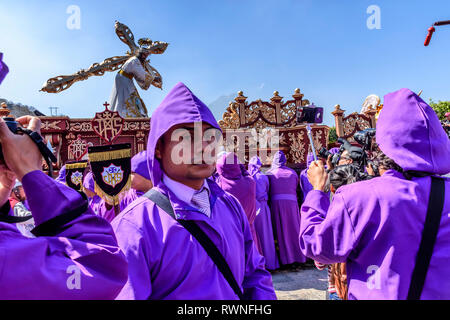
326;154;334;170
0;116;43;180
366;163;375;176
307;160;328;192
0;164;16;206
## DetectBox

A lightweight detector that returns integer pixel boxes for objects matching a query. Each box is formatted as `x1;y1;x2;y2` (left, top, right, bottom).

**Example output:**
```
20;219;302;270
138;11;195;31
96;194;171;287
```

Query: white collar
162;173;210;206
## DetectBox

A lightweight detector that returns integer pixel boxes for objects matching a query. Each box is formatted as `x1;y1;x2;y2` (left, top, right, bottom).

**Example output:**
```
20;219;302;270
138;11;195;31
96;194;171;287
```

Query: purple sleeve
112;215;153;300
228;196;277;300
299;190;357;264
0;170;128;299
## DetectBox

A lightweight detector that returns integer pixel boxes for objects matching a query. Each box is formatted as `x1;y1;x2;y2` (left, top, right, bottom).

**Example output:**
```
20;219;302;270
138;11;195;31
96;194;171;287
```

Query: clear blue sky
1;0;449;126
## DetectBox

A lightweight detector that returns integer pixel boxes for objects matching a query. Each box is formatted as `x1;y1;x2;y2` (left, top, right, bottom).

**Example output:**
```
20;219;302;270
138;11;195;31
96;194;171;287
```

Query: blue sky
1;0;449;126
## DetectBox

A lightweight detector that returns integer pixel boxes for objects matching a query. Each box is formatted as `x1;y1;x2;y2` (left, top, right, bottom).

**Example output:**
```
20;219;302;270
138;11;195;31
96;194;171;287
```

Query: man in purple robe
216;152;262;254
267;150;307;266
95;150;153;222
112;82;276;300
0;115;128;299
248;156;279;270
300;88;450;300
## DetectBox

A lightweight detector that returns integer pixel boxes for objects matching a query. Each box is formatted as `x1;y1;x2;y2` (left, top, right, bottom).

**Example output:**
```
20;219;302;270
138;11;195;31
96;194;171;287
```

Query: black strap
144;188;245;300
0;200;33;223
407;176;445;300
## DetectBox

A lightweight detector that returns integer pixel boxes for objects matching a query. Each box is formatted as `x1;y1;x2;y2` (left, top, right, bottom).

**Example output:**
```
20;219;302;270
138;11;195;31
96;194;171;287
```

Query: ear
155;139;163;160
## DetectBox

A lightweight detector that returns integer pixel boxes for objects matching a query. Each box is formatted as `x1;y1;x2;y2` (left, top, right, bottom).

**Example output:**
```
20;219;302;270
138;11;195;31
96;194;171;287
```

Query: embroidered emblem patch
70;171;83;186
101;164;124;188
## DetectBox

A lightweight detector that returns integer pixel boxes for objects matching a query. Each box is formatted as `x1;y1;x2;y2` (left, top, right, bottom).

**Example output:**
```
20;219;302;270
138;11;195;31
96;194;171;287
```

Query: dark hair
328;164;361;191
370;144;403;173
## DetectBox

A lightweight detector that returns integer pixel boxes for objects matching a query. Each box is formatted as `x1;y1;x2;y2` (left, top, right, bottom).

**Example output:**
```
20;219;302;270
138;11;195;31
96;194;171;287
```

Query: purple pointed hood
147;82;221;186
55;165;66;183
83;171;95;193
271;151;287;169
216;152;242;180
376;88;450;175
0;53;9;85
131;150;151;180
248;156;262;176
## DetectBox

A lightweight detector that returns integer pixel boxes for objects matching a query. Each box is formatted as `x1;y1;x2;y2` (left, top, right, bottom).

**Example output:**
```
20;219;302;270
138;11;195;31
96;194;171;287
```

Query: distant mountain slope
0;98;46;117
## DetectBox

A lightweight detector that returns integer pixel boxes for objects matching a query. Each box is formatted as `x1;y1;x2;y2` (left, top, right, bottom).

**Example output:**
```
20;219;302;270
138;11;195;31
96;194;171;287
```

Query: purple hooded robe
83;171;102;216
55;164;66;183
0;170;128;299
300;88;450;300
111;82;276;300
216;152;262;254
267;151;307;265
249;156;280;270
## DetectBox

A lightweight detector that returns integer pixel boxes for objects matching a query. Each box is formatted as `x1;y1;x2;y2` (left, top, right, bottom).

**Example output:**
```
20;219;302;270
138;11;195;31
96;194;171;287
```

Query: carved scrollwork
288;131;306;163
218;102;240;130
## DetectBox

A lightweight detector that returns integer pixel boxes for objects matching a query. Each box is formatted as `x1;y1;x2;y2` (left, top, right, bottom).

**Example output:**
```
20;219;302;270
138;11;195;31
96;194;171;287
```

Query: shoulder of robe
333;177;379;207
112;195;162;232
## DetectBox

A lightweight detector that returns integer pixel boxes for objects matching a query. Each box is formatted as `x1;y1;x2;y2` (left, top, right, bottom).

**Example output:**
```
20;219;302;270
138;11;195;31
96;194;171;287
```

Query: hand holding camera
307;160;328;192
0;116;45;180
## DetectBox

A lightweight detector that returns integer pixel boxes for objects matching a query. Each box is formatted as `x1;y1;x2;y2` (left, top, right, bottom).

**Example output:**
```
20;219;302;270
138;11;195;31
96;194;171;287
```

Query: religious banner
88;143;132;206
68;134;92;161
65;160;88;191
91;103;125;144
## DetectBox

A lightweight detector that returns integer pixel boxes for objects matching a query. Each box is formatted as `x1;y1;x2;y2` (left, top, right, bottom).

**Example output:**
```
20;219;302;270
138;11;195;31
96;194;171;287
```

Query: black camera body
354;128;376;151
354;128;379;175
318;147;341;166
0;117;20;163
296;104;324;124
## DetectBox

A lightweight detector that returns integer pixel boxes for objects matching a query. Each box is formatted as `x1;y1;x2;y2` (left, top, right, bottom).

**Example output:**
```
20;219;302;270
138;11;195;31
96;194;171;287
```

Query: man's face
155;122;222;184
338;150;353;165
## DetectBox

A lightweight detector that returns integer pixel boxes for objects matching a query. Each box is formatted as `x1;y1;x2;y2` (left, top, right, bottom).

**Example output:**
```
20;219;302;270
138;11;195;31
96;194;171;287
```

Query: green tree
328;126;337;145
429;99;450;120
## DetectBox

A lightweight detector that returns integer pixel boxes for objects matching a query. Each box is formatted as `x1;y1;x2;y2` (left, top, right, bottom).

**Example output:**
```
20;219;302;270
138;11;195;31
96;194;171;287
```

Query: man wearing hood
268;151;307;266
112;82;276;300
301;88;450;299
248;156;279;270
216;152;262;254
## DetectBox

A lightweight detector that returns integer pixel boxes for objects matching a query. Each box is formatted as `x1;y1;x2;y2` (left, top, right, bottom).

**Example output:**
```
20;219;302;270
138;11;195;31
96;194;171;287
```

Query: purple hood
147;82;221;186
376;88;450;175
248;156;262;176
271;151;287;169
216;152;242;180
55;165;66;183
83;171;95;193
0;53;9;84
132;150;151;180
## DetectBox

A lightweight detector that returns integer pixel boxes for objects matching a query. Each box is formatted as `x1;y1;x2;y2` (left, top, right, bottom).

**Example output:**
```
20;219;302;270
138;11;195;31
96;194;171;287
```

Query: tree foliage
429;99;450;120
